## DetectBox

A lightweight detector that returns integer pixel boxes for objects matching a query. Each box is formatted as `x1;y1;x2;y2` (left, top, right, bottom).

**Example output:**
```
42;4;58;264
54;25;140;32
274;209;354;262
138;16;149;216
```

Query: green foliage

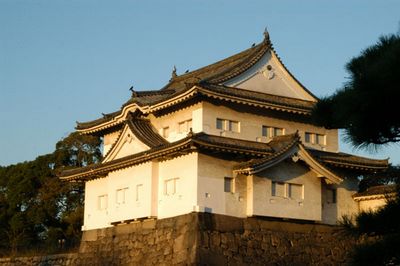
53;132;101;169
315;30;400;265
358;164;400;192
352;234;400;266
312;33;400;148
343;185;400;265
0;132;101;256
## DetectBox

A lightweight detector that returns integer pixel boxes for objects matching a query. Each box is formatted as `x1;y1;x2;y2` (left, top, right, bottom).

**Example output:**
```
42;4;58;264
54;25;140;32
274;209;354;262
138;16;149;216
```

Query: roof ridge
202;83;315;104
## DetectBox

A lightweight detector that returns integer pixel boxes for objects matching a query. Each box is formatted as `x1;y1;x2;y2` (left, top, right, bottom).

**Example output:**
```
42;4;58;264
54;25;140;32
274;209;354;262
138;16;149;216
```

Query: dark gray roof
309;149;388;170
353;185;397;198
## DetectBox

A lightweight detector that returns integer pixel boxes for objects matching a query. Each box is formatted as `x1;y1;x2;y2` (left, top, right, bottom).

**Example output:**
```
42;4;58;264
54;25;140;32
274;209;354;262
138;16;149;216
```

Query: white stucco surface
358;198;388;212
224;51;316;102
157;153;198;218
197;154;247;217
201;102;338;152
249;161;322;221
83;162;154;230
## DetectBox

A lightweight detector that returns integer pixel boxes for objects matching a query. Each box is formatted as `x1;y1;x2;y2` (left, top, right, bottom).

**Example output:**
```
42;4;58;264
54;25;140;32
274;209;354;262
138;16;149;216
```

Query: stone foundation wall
197;213;356;265
0;213;356;265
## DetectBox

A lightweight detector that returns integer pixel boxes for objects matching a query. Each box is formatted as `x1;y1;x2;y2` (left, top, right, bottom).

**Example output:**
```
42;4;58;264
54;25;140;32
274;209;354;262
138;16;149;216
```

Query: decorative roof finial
263;27;270;42
129;86;137;98
187;127;193;137
171;65;177;79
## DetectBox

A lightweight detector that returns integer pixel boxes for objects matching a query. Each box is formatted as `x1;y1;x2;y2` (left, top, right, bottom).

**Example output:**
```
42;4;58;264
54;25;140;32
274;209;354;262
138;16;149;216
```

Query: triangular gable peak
102;112;169;163
222;49;317;102
102;124;150;163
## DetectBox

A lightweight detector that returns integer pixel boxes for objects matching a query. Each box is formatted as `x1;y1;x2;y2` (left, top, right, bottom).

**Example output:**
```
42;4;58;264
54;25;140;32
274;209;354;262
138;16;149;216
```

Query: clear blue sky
1;0;399;166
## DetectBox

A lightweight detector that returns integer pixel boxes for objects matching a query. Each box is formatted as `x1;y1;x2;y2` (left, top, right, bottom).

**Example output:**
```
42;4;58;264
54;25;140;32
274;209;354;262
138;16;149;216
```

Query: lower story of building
82;152;361;230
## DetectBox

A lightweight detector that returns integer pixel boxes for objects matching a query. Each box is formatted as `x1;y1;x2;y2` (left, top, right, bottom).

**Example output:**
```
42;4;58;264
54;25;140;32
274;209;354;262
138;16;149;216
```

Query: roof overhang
77;85;314;134
234;143;343;185
353;193;396;202
297;145;343;184
59;133;273;182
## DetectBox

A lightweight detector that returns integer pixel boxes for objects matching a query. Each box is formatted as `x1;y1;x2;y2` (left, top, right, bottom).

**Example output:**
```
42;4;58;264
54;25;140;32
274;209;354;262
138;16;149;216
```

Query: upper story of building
75;30;339;160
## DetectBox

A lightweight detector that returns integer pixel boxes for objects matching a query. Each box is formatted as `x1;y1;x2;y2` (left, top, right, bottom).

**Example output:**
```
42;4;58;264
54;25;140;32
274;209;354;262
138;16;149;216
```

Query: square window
179;120;192;133
274;127;283;136
229;121;239;132
262;126;269;137
164;178;179;196
288;183;303;200
178;122;186;133
216;118;225;130
316;134;326;145
162;127;169;138
326;188;337;204
271;181;286;197
116;187;128;205
98;194;108;210
224;177;234;192
136;184;143;201
305;132;312;143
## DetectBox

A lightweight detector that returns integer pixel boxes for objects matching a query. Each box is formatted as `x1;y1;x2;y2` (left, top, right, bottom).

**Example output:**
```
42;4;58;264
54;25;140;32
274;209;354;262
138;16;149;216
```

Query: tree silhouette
313;34;400;149
0;132;101;256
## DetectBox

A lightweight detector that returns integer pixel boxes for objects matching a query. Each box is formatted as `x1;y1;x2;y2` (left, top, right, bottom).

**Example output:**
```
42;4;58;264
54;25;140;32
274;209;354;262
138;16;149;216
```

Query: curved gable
102;124;150;163
223;50;317;102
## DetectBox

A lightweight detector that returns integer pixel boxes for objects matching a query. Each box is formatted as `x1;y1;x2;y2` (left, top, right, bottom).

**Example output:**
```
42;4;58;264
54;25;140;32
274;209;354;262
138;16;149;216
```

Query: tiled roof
76;34;316;132
59;132;274;181
126;116;168;148
201;83;315;112
308;149;389;171
353;184;397;198
233;133;388;176
60;130;389;182
234;133;300;172
76;84;315;132
192;133;273;154
76;110;121;131
162;38;271;92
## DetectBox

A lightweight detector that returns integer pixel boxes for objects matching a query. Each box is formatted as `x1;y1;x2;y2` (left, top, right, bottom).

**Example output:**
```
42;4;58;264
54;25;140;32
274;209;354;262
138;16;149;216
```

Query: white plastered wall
202;102;338;152
149;102;203;143
358;198;387;212
103;131;120;155
157;153;198;219
336;178;359;221
321;181;338;225
249;160;322;221
84;177;110;230
197;154;247;217
83;162;154;230
103;126;150;162
224;51;316;101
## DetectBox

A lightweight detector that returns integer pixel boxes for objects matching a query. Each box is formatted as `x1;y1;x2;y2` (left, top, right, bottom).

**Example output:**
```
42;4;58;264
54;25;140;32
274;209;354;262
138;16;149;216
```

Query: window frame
98;194;108;210
116;187;128;205
178;119;192;133
262;126;285;138
164;177;179;196
136;184;143;202
224;177;234;193
305;132;326;146
162;126;170;138
216;118;240;133
271;181;304;200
